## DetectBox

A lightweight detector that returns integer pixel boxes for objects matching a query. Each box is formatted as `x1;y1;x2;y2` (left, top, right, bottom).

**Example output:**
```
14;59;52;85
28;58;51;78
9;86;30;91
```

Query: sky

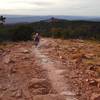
0;0;100;16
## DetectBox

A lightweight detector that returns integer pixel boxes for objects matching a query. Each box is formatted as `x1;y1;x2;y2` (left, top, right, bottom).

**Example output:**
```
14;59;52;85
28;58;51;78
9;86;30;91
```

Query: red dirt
0;38;100;100
39;38;100;100
0;41;55;100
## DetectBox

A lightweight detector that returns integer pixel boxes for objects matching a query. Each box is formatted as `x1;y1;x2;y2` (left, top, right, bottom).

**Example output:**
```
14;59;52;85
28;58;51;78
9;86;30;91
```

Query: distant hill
3;15;100;24
5;15;51;24
42;17;67;23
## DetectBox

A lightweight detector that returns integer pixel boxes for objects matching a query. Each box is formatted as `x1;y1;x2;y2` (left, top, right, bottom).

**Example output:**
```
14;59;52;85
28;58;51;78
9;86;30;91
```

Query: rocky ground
0;38;100;100
0;41;56;100
39;38;100;100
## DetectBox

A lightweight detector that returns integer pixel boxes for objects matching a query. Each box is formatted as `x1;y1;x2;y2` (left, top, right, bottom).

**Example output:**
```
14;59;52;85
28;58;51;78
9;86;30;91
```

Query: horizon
0;0;100;16
3;15;100;24
2;14;100;18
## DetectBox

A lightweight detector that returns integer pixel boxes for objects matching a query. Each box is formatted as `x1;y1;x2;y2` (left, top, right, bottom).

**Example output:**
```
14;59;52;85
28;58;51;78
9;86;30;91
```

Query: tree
0;16;6;25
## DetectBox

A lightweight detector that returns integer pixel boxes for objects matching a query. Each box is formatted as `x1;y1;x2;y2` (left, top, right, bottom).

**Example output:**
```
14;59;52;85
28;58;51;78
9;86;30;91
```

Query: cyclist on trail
34;33;40;47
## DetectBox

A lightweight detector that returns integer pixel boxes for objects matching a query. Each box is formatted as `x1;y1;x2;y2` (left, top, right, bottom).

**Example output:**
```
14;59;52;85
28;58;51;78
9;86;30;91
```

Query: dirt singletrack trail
32;39;78;100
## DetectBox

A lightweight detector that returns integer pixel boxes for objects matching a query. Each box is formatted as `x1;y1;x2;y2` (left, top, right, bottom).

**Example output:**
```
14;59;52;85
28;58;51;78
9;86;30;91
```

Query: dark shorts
34;37;39;42
34;37;40;46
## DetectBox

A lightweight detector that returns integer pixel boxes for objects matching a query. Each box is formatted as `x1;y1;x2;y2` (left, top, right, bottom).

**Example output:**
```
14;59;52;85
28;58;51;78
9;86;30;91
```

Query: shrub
0;26;12;42
12;25;33;41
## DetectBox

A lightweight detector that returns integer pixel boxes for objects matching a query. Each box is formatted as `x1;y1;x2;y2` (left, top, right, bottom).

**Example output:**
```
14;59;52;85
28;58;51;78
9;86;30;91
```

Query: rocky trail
0;38;100;100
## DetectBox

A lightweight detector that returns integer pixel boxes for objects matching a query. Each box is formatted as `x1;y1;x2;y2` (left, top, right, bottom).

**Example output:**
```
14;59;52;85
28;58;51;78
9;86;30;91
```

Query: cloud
0;0;100;16
0;0;55;10
31;1;54;6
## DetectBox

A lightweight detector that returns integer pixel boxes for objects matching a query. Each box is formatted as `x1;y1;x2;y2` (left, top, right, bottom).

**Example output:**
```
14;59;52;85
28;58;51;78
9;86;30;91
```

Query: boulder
20;48;29;53
28;78;46;89
3;55;11;64
3;55;15;64
84;54;95;59
11;90;22;98
89;79;98;86
23;50;29;53
91;93;100;100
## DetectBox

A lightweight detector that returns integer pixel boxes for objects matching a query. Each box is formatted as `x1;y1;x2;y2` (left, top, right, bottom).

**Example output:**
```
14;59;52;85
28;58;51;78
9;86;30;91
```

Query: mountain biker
34;33;40;47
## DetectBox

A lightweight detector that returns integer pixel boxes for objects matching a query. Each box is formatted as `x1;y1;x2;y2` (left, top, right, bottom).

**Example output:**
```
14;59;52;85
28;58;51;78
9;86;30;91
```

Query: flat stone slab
33;94;66;100
33;94;77;100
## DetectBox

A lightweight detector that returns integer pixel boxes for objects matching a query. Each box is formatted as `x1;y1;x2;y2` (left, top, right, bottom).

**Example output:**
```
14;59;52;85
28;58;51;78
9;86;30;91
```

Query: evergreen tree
0;16;6;25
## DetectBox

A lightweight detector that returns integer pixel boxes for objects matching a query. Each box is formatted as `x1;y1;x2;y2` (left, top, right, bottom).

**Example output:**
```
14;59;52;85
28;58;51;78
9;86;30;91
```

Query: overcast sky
0;0;100;16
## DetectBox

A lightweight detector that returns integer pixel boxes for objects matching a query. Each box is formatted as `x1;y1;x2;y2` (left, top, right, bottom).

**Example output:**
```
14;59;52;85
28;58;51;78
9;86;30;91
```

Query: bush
12;25;33;41
51;28;62;38
0;26;12;42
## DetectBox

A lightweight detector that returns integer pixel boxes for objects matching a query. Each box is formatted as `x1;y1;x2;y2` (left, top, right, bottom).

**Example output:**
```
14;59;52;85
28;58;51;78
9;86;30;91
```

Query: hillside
0;18;100;42
31;19;100;40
